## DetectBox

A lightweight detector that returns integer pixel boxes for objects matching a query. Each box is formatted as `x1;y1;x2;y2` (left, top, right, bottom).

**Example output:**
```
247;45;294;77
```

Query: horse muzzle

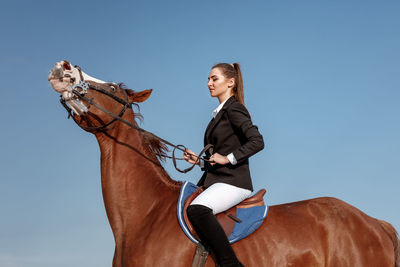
49;60;88;115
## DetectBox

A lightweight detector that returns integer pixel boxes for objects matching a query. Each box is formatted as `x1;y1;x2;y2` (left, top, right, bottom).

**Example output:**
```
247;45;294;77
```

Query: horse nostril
63;62;71;70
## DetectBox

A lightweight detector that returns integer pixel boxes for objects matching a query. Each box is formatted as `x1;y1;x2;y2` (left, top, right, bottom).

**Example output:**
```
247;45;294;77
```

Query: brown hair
212;62;244;105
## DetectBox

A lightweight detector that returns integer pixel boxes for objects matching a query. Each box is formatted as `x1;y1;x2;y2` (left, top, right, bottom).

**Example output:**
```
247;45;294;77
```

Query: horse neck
94;121;180;236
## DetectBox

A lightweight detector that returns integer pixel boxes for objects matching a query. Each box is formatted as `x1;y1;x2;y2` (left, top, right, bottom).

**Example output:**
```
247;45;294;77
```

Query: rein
59;68;213;173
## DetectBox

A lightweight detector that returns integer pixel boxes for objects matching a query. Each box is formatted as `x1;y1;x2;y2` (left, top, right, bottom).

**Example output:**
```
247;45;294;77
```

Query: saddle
177;181;268;244
183;186;266;240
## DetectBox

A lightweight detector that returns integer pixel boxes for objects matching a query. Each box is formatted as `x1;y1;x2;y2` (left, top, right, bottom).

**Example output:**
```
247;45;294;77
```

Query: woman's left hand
209;153;229;166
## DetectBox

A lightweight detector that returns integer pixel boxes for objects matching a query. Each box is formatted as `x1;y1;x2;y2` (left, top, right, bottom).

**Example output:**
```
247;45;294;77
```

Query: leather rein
59;65;213;173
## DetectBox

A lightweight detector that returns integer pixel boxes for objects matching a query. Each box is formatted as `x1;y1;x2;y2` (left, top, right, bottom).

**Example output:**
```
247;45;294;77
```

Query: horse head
48;60;152;132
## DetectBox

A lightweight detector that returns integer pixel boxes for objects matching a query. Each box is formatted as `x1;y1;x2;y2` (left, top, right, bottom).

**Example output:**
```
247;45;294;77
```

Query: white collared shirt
212;97;229;119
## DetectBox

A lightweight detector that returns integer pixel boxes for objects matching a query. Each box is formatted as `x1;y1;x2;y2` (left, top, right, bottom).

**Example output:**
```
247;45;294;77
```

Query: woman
184;63;264;267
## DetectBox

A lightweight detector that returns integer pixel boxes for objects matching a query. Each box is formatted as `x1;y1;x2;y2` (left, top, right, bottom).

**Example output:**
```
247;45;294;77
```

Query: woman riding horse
49;60;399;267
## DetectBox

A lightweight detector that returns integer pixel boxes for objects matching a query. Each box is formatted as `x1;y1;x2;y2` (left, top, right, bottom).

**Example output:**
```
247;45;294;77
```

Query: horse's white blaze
81;71;106;84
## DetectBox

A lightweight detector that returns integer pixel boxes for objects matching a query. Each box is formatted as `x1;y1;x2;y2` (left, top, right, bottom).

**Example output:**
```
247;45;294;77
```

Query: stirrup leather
191;243;209;267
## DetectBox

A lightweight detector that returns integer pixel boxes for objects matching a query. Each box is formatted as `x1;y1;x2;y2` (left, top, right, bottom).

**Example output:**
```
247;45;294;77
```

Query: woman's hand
183;149;200;165
209;153;229;166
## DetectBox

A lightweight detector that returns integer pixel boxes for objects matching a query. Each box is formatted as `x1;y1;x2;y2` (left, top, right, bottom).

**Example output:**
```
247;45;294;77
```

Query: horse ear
126;89;152;103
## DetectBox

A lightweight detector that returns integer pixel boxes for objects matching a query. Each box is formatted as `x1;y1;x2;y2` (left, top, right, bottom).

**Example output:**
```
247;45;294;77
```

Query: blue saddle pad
177;181;268;244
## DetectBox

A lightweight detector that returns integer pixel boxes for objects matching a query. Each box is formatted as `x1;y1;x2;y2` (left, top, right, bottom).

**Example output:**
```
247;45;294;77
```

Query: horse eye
110;86;116;92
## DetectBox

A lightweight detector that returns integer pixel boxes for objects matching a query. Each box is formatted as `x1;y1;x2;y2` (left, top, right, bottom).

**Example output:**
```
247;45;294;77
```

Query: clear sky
0;1;399;266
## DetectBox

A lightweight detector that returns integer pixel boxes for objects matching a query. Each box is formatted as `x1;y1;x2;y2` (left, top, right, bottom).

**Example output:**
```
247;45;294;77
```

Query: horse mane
118;83;169;162
142;133;169;161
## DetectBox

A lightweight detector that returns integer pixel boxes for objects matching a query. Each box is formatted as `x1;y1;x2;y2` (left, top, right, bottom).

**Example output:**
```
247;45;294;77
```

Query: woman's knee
187;204;213;222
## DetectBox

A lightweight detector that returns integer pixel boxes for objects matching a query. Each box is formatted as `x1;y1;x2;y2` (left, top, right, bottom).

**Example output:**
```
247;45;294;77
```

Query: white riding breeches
190;183;252;215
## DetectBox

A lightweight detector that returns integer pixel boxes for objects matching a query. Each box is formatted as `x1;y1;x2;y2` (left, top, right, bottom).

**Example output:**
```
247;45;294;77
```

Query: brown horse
49;60;399;267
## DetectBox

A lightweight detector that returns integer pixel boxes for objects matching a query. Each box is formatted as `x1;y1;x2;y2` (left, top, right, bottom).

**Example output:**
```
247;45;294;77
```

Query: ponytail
232;63;244;105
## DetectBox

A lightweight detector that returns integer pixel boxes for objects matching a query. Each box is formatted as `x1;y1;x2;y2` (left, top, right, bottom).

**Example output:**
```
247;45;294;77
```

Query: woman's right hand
183;149;199;165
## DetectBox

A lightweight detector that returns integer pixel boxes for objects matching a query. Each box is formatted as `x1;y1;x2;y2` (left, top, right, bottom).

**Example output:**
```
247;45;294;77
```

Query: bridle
59;65;213;173
60;80;132;132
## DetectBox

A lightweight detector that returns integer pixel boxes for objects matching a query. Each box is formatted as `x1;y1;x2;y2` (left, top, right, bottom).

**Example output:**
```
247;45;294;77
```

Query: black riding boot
187;204;244;267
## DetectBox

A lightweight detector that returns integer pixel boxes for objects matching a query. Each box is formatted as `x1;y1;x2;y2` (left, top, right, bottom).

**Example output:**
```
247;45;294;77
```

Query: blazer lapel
204;117;214;145
204;96;236;145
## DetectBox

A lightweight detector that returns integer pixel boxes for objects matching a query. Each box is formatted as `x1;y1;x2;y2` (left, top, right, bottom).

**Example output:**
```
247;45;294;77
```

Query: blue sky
0;1;399;266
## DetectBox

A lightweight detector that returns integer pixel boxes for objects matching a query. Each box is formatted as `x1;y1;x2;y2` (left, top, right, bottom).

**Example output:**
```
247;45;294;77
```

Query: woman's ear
126;89;152;103
228;78;235;88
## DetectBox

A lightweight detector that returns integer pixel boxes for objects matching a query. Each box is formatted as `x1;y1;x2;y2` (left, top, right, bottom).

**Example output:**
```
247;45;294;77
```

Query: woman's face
207;67;234;100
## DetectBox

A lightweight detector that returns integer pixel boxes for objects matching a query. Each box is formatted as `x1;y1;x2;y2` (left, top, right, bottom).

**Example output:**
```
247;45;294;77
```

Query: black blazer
197;96;264;191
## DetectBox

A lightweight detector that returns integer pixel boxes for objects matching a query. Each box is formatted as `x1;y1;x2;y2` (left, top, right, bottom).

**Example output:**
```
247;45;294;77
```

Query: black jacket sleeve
227;102;264;164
